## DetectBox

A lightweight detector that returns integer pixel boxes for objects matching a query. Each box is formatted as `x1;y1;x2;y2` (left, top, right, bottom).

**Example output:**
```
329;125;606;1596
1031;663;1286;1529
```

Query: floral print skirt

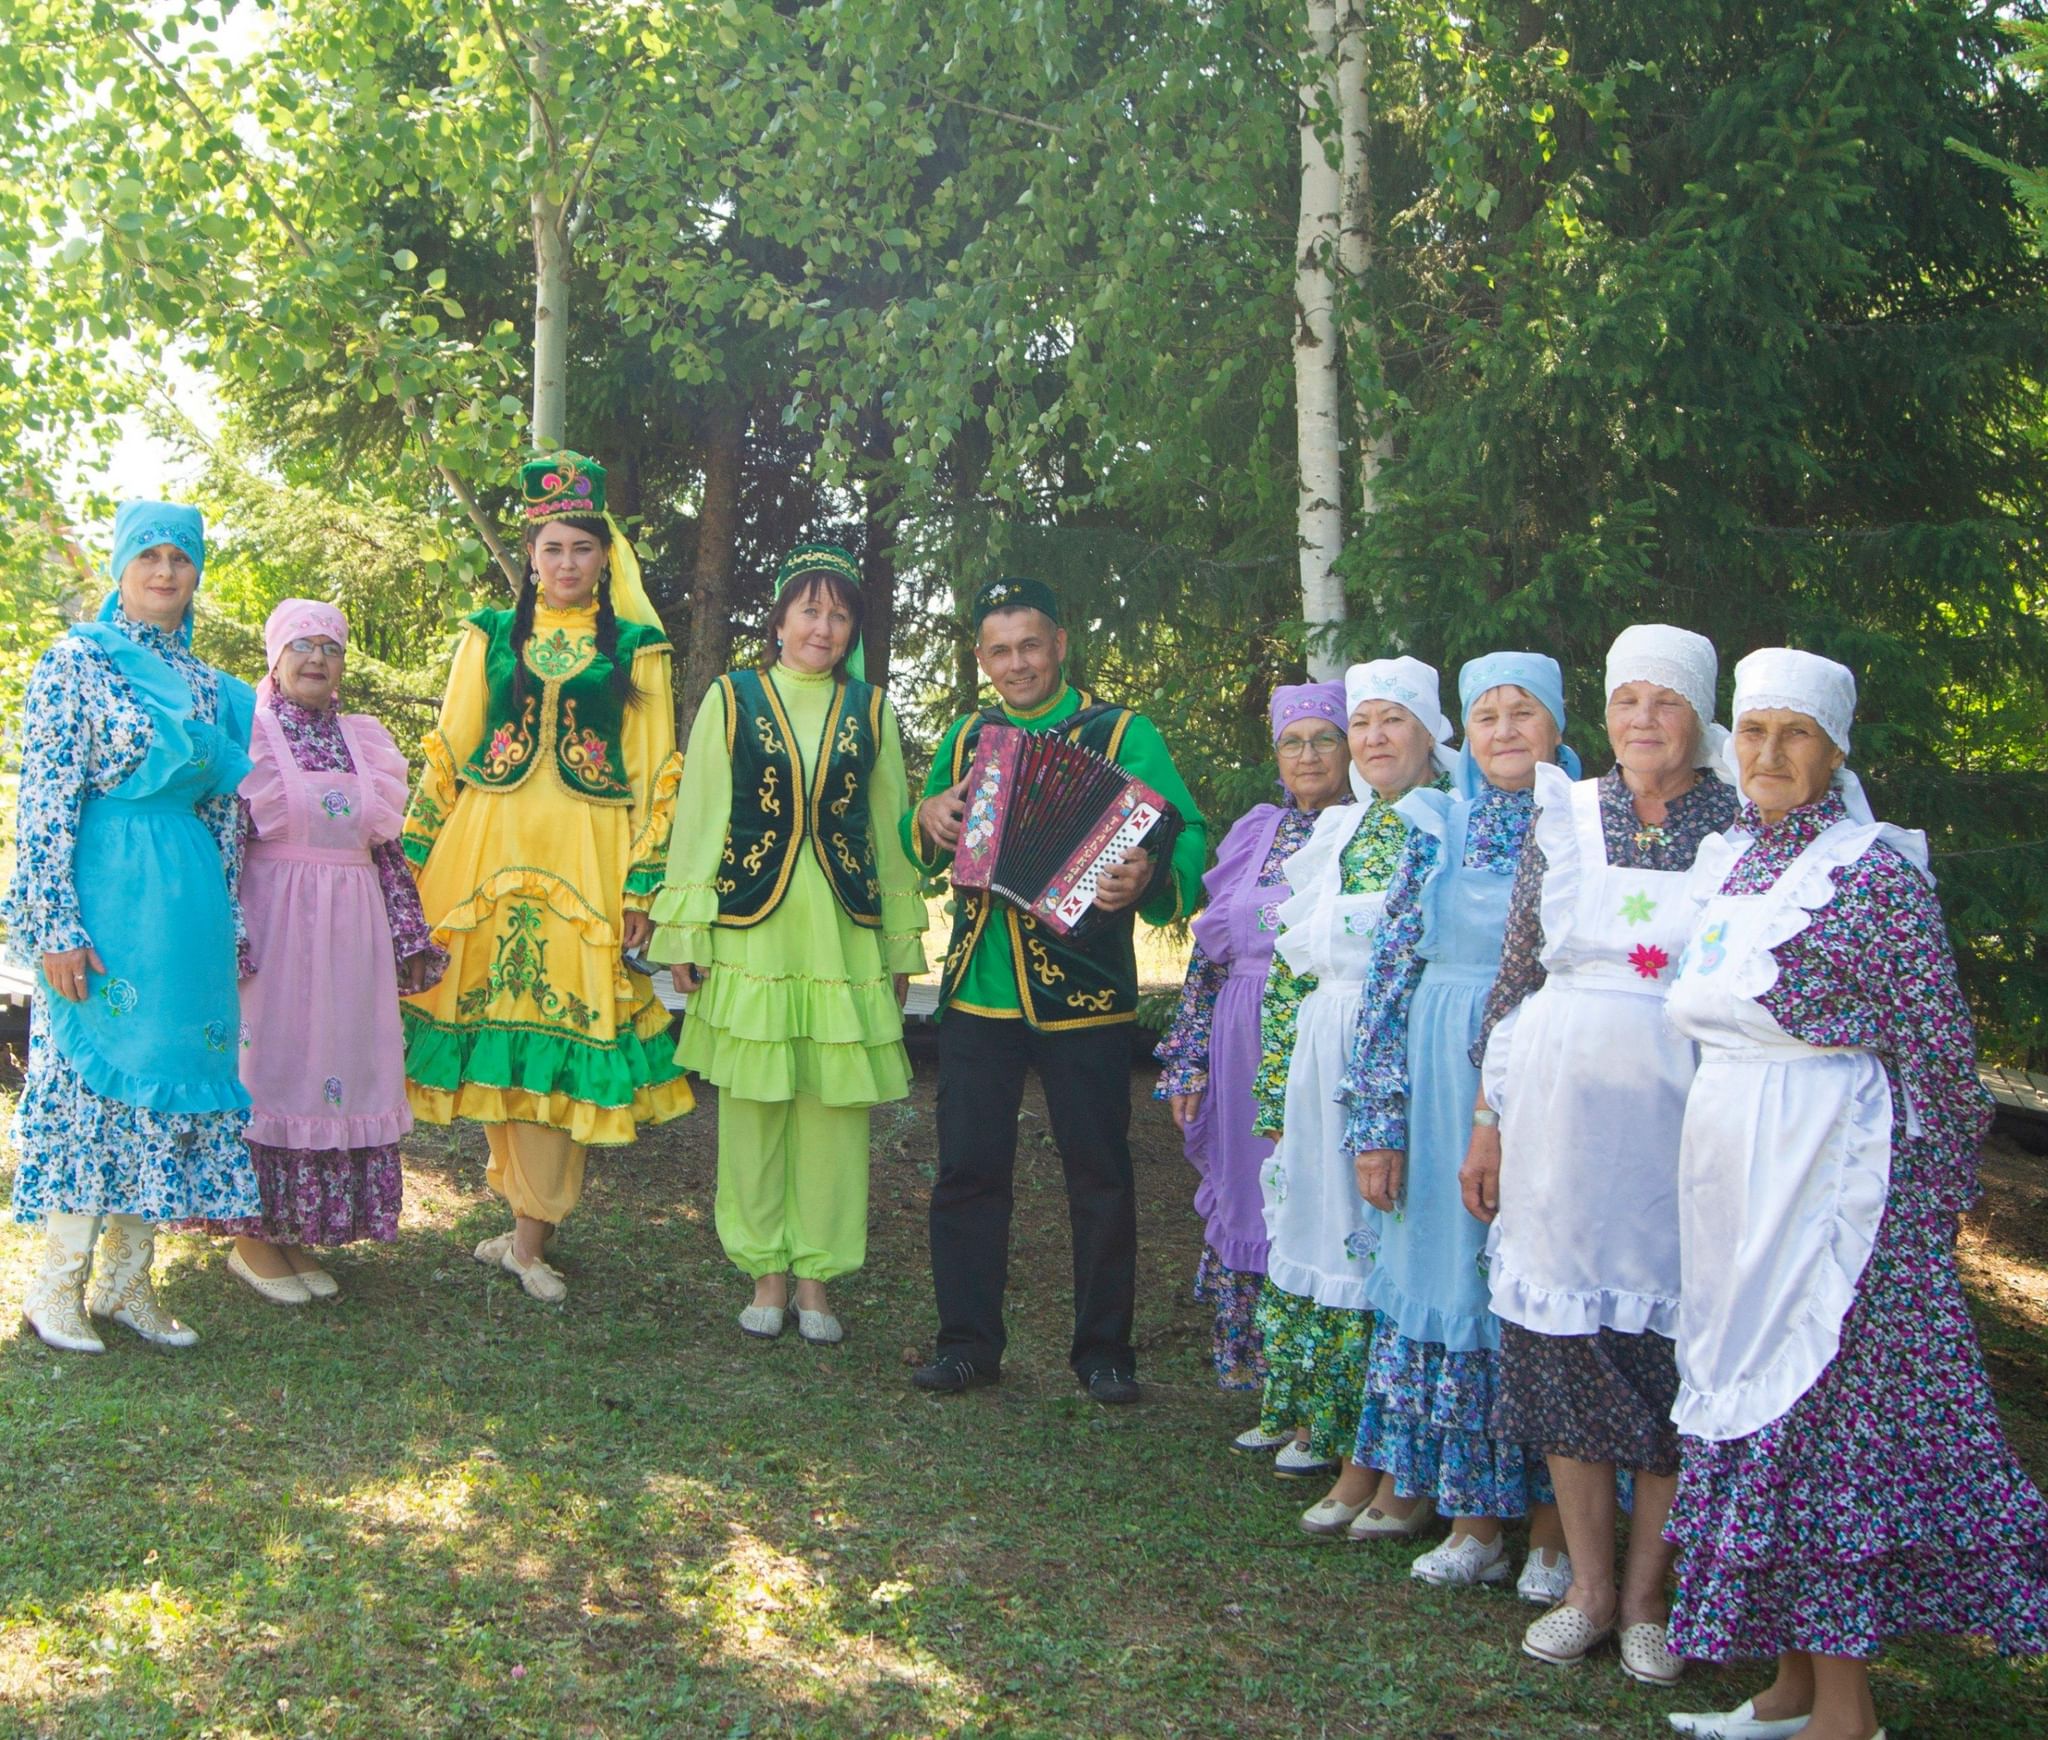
1492;1321;1681;1476
187;1141;403;1246
9;1012;258;1224
1194;1244;1266;1392
1355;1320;1555;1519
1667;1198;2048;1661
1255;1281;1370;1461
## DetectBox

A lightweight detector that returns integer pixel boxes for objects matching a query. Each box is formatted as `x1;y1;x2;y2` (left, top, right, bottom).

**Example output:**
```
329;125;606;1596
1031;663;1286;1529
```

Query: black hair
512;514;640;709
760;570;865;682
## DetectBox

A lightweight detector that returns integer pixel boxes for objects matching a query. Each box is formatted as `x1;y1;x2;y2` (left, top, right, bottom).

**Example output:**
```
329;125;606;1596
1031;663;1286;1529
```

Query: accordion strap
977;699;1126;737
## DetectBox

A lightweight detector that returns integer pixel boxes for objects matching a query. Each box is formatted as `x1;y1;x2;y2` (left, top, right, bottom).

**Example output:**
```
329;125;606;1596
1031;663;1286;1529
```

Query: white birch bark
1335;0;1392;617
529;27;569;450
1296;0;1346;680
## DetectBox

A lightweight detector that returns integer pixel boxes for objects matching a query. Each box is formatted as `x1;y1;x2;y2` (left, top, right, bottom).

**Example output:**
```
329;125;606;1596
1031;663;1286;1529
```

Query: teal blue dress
5;606;261;1222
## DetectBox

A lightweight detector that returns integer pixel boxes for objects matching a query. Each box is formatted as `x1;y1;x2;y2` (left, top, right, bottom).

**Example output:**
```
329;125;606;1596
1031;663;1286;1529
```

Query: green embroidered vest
715;668;884;928
459;608;666;806
936;692;1149;1031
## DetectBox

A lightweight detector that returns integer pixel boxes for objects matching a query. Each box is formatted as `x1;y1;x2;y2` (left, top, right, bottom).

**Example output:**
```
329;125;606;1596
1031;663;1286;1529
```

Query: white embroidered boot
88;1215;198;1348
22;1213;105;1353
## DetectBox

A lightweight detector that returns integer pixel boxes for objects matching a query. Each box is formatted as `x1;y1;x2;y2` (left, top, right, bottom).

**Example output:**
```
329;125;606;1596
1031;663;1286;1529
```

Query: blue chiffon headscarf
1455;650;1581;798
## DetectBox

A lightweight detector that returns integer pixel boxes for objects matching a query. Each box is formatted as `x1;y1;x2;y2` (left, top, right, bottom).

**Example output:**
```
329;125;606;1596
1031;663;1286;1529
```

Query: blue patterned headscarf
1455;650;1581;797
104;500;207;647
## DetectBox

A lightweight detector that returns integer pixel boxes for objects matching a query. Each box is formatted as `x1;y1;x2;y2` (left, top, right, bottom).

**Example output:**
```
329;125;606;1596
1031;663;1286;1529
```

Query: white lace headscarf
1344;656;1460;799
1604;623;1729;777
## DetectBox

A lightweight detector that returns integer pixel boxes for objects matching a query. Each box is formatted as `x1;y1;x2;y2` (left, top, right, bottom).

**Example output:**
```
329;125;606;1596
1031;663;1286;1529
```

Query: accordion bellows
951;725;1178;935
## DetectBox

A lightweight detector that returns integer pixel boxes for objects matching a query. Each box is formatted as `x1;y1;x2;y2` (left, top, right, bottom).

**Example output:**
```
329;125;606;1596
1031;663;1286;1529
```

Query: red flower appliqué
1629;943;1670;980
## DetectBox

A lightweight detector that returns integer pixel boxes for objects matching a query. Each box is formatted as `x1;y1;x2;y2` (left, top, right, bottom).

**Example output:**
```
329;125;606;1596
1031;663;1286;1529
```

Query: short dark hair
761;571;865;680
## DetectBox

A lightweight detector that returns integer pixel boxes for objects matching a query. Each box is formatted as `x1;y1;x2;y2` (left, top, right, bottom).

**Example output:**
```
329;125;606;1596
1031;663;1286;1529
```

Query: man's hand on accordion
917;777;969;852
1091;846;1154;915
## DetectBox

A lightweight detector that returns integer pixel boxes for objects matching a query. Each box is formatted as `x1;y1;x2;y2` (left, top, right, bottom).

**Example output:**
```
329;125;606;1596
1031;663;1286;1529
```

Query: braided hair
512;514;641;709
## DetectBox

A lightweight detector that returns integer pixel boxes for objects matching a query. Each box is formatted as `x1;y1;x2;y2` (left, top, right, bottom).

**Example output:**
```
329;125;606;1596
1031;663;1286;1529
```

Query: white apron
1665;819;1913;1442
1260;802;1390;1310
1485;766;1697;1338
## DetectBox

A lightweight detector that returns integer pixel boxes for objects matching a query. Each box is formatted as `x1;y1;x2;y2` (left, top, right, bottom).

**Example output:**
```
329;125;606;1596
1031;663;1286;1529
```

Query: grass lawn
1;1055;2043;1739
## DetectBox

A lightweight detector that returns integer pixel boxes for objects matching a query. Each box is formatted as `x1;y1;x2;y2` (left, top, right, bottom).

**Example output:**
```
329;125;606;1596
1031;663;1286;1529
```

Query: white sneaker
1412;1532;1510;1587
1517;1546;1572;1605
1231;1424;1293;1455
1272;1439;1338;1479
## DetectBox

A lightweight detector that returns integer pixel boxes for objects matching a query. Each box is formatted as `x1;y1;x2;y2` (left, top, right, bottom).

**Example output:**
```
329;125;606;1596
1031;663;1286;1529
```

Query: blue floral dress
5;611;260;1223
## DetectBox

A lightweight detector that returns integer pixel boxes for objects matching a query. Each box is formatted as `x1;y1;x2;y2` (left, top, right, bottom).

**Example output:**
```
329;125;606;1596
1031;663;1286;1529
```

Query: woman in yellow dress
400;453;693;1300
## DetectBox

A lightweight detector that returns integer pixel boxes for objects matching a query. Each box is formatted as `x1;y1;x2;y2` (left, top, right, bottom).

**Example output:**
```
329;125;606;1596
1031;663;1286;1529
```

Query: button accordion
951;723;1180;935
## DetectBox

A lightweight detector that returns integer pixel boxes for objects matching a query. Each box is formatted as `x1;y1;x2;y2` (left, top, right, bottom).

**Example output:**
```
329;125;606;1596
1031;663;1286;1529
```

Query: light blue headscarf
1455;650;1581;798
104;499;207;646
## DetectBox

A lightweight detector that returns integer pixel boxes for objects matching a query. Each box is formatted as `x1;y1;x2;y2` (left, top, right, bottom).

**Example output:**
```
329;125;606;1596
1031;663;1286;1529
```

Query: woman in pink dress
190;599;445;1303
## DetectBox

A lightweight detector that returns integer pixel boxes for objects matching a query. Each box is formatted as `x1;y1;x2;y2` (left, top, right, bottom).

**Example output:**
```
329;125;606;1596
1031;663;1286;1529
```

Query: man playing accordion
906;577;1208;1403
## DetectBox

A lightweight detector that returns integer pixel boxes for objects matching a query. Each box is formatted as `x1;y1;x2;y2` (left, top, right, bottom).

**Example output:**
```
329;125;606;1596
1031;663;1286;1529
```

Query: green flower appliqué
1619;891;1658;926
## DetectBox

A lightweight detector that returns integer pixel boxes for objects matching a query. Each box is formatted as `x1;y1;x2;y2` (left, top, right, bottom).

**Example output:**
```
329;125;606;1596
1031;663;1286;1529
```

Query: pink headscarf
258;597;349;707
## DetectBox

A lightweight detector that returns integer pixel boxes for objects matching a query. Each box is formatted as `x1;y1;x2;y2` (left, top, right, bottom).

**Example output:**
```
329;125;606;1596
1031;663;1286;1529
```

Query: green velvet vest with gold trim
459;608;666;805
936;692;1144;1032
715;668;884;928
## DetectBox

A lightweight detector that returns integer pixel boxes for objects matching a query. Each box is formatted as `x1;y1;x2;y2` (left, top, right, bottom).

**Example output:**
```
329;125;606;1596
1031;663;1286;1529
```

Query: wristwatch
1471;1107;1500;1128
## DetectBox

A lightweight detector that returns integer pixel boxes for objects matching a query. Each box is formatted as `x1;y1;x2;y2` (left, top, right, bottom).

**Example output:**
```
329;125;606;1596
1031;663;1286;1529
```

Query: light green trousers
715;1092;871;1281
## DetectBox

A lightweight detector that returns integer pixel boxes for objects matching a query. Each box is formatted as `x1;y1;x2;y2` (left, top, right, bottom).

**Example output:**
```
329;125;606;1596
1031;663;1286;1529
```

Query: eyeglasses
286;639;345;657
1276;732;1345;760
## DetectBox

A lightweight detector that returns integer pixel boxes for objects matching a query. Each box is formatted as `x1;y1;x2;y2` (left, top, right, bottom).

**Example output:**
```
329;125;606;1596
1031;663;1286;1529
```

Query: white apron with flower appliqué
1483;764;1698;1338
1665;817;1919;1442
1260;801;1391;1309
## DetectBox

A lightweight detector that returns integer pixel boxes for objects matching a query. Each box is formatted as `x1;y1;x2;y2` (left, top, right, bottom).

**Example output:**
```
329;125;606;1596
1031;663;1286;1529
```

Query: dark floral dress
1666;793;2048;1661
1478;766;1738;1474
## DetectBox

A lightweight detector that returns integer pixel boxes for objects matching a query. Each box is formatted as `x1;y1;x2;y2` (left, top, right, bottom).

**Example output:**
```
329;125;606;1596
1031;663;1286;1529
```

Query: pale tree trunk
680;398;746;720
1334;0;1392;619
529;28;568;449
859;479;899;694
1295;0;1346;681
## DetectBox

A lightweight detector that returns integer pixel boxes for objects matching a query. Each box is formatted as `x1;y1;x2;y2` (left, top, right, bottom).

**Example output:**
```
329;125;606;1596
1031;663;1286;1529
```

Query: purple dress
1665;793;2048;1661
1155;800;1328;1389
191;698;447;1246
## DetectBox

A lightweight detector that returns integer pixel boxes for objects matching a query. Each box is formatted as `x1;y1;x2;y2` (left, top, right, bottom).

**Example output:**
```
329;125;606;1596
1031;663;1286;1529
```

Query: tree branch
483;0;563;160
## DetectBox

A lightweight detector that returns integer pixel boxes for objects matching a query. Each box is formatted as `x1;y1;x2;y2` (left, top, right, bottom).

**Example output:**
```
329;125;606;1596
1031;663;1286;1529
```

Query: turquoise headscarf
1455;650;1581;797
104;499;207;646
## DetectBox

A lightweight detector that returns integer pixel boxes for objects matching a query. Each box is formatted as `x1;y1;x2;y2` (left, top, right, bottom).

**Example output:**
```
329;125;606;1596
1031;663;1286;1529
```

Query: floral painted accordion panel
952;724;1180;935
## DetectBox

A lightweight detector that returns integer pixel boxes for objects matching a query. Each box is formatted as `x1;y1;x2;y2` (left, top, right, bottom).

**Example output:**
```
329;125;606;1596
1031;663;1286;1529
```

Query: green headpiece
774;541;866;681
972;575;1060;629
522;451;605;520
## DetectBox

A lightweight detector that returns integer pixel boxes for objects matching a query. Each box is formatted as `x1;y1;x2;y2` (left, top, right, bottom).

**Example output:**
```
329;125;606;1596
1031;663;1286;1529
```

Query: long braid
508;567;540;711
593;575;641;706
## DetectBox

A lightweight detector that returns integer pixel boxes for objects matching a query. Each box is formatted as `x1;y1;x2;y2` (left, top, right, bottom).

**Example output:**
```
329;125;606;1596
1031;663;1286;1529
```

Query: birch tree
1295;0;1347;678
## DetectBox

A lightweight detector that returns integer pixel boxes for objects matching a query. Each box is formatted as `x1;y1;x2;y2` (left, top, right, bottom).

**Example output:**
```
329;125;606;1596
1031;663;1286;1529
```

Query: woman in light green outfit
650;545;925;1344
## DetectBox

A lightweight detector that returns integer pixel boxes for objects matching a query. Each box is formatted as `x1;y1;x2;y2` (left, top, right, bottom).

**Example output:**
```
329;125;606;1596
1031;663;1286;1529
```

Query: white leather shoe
1619;1620;1685;1686
796;1308;843;1345
500;1248;567;1303
1299;1495;1369;1537
1345;1496;1437;1541
738;1304;786;1339
1271;1439;1337;1479
1517;1547;1572;1605
1667;1701;1808;1739
1411;1532;1510;1587
228;1249;312;1306
1231;1424;1293;1454
292;1263;339;1301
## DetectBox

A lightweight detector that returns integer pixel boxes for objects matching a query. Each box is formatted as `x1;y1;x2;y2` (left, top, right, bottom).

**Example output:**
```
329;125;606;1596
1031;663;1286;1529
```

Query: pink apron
238;708;413;1151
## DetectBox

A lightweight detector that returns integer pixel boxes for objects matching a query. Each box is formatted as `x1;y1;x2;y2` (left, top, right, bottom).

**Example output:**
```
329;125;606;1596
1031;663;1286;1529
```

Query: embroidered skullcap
972;575;1060;629
521;451;605;519
1729;647;1855;754
1605;623;1728;773
1268;681;1347;745
773;541;865;681
1345;655;1460;782
1454;650;1581;797
110;499;205;585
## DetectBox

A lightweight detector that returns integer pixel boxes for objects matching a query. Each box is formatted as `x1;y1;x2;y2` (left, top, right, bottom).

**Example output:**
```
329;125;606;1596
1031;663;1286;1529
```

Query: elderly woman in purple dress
188;600;447;1303
1661;649;2046;1740
1155;682;1351;1418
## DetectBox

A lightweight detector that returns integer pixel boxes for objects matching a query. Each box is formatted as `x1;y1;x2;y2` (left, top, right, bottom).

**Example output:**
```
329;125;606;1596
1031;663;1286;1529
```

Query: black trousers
929;1010;1137;1378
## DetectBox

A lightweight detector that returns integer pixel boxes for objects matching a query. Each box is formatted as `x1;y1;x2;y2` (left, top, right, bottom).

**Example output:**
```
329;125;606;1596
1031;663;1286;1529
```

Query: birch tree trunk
1295;0;1346;680
1334;0;1392;617
680;398;746;719
529;27;568;450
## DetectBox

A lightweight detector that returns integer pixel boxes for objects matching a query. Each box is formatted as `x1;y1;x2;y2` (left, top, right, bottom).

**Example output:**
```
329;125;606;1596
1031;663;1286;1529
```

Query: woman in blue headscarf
1318;653;1577;1593
8;501;260;1353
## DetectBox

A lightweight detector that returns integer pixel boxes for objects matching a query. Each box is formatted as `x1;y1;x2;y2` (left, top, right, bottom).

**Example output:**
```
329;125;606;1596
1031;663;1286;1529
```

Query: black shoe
911;1353;999;1394
1083;1368;1141;1406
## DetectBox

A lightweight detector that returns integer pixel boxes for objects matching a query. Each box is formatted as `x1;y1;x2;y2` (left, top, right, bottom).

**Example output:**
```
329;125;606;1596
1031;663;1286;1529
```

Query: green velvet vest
715;668;884;928
459;608;666;806
936;692;1146;1031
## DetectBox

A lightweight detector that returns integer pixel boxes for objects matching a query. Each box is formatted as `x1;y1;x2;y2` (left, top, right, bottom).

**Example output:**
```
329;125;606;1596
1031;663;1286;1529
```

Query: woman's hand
41;945;104;1004
1355;1148;1404;1212
675;962;707;994
894;973;910;1009
621;910;653;954
1167;1091;1203;1133
1460;1125;1503;1224
398;952;436;995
